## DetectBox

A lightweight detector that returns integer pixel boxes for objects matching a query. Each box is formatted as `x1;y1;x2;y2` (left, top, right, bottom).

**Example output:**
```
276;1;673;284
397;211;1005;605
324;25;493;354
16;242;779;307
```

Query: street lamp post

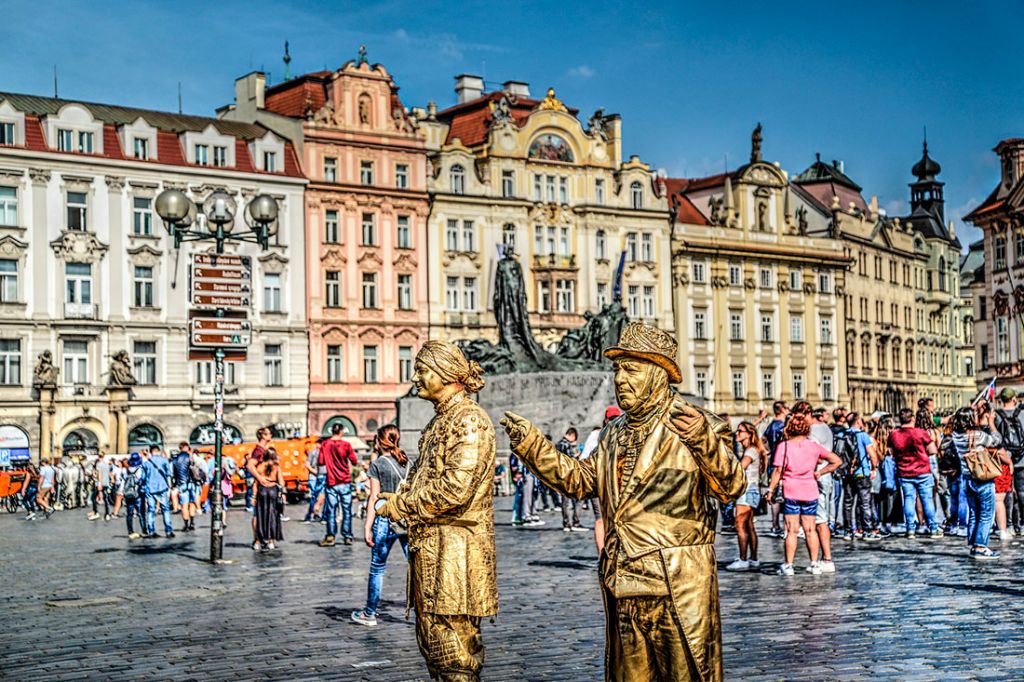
156;188;280;563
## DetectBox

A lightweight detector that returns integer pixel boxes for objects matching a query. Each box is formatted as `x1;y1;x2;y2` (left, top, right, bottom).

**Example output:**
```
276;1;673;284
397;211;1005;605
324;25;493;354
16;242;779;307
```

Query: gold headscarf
416;341;486;393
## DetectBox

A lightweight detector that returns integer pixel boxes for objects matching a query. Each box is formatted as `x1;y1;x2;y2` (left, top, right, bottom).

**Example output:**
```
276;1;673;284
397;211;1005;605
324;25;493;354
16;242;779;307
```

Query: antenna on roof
178;82;183;114
283;40;292;80
53;65;58;98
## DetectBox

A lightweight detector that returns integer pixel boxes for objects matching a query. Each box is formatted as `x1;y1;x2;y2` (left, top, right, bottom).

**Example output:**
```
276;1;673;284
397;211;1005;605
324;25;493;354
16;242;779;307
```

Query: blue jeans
899;474;938;533
948;472;969;529
245;475;255;510
145;490;172;535
965;476;996;548
364;517;409;615
306;474;326;519
125;497;144;534
324;483;353;540
511;477;524;523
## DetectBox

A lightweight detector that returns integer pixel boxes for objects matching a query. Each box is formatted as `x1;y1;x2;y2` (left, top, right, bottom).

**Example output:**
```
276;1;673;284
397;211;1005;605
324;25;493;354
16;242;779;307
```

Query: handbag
770;443;788;503
274;488;285;515
963;432;1003;483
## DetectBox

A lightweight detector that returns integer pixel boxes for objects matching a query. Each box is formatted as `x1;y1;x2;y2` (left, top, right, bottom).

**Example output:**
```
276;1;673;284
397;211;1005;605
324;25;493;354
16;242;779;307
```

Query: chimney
832;159;844;173
502;80;530;97
455;74;484;104
235;71;266;112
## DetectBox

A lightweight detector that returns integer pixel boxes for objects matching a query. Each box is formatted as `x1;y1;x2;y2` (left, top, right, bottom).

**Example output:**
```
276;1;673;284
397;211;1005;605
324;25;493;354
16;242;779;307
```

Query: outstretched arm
668;399;745;503
502;412;597;500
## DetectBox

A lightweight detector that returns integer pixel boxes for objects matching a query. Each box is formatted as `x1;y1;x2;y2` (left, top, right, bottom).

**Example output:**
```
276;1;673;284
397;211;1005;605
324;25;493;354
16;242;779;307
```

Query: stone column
28;169;50;321
104;176;126;322
106;387;130;453
37;387;55;464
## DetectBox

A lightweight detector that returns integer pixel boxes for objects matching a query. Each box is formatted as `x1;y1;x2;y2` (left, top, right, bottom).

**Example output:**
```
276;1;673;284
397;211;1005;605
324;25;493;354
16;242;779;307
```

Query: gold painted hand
500;411;531;447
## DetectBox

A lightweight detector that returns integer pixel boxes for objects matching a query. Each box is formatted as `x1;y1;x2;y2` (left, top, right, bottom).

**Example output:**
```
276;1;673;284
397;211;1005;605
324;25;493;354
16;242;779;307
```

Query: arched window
189;423;243;446
630;181;644;209
450;164;465;195
596;230;606;260
128;423;164;450
938;256;947;291
322;415;358;437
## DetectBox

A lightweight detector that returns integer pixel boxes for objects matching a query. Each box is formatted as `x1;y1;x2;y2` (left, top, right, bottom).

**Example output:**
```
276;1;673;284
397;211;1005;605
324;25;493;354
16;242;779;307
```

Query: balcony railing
64;302;98;320
532;254;577;270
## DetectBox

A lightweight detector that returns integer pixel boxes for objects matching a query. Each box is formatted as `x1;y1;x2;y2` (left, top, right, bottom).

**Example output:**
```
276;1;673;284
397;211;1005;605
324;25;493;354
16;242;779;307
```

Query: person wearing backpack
840;413;878;540
121;453;145;539
142;446;174;539
173;443;198;533
994;388;1024;536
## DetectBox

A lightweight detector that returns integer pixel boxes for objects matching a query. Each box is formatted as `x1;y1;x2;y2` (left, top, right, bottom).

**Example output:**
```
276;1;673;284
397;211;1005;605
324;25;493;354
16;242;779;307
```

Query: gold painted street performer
501;322;745;681
376;340;498;682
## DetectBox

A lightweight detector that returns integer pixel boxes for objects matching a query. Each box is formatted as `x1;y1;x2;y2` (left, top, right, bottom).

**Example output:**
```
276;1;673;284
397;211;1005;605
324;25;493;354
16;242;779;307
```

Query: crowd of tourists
721;390;1024;576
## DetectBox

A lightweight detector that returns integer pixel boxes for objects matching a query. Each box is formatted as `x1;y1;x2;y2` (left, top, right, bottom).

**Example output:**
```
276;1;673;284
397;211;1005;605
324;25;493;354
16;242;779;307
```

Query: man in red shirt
246;426;273;543
318;423;358;547
888;407;941;539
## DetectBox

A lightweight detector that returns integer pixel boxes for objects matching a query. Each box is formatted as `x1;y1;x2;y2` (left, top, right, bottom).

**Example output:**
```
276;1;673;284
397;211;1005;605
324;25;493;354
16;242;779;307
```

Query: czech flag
973;377;996;406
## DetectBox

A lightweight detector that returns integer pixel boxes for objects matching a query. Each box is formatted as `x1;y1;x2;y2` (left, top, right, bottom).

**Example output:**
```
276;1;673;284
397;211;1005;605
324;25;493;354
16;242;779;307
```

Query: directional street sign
189;317;253;349
189;253;253;312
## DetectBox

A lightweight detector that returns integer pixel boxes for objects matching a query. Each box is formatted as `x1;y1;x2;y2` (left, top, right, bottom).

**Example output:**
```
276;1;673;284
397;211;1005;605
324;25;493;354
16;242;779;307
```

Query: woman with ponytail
766;406;842;576
351;424;410;627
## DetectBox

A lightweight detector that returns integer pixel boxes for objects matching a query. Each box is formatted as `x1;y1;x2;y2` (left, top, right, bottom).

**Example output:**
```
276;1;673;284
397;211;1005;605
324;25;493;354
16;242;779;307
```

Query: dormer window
631;181;644;209
77;131;94;154
213;145;227;167
450;164;465;194
263;151;277;173
0;122;14;146
57;129;74;152
195;144;209;166
133;137;149;160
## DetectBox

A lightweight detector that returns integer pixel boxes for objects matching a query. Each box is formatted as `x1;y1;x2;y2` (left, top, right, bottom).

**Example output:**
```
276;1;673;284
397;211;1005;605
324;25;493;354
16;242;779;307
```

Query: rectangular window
762;372;775;400
759;267;772;289
463;277;478;311
539;281;552;313
57;129;73;152
790;315;803;343
133;137;149;160
789;269;801;290
0;122;15;146
132;340;156;385
502;170;514;198
694;310;707;340
397;274;412;310
67;191;87;231
77;131;94;153
822;373;834;401
534;225;544;256
729;265;741;286
446;219;459;251
732;371;745;400
213;145;227;167
642;285;655;319
596;231;606;260
399;346;414;383
729;312;743;341
0;339;21;385
263;273;281;312
363;345;379;383
546;175;556;202
462;220;476;252
324;271;341;307
446;276;460;311
0;259;17;303
641;233;653;262
0;186;16;227
194;360;238;386
559;176;568;204
595;178;605;205
324;210;339;243
264;344;283;386
362;272;379;309
818;272;831;294
820;316;833;344
556;280;575;313
760;313;773;343
626;233;638;261
63;339;89;384
695;370;708;399
132;196;153;235
323;157;337;182
263;151;277;172
793;372;805;399
395;163;409;189
997;317;1010;363
327;345;343;383
396;215;410;249
692;261;706;283
559;227;569;257
361;213;376;245
596;282;609;308
533;175;542;201
360;160;374;185
546;226;556;257
981;344;989;370
194;144;209;166
66;262;92;304
133;266;154;307
627;285;640;318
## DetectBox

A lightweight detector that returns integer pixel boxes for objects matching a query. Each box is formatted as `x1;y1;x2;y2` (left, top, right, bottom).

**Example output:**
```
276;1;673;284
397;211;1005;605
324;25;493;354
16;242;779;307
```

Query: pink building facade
235;60;430;438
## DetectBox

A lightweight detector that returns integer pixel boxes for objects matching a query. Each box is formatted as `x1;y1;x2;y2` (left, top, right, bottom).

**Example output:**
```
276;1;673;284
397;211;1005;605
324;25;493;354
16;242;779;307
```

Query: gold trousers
415;610;484;681
613;595;699;682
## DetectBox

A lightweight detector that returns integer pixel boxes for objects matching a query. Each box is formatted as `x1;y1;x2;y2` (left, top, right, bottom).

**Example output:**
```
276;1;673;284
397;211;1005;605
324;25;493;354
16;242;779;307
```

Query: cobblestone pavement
2;497;1024;681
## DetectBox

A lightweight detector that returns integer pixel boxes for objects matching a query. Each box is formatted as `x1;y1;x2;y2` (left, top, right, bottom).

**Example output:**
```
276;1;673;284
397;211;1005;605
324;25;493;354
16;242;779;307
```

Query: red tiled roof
679;172;731;192
102;125;125;160
234;139;255;173
799;182;867;213
438;92;577;147
283;143;302;177
265;73;329;118
156;130;186;165
664;178;707;225
964;192;1005;221
23;115;45;149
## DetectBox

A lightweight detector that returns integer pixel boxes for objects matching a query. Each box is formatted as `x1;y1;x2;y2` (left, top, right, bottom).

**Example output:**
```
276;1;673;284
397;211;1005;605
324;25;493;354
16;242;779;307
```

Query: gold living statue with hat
502;321;745;681
376;340;498;682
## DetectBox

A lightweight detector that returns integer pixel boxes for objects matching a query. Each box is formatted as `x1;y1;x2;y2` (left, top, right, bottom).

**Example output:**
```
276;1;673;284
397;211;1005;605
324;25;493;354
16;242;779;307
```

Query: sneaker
512;520;525;527
806;562;822;575
281;516;291;522
971;547;1000;560
819;560;836;574
853;531;865;540
128;532;141;539
570;525;589;532
797;528;806;539
748;559;761;569
343;537;353;545
864;531;882;541
999;530;1014;541
769;527;783;538
166;532;176;539
777;563;795;576
725;559;750;572
319;536;336;547
527;517;546;527
87;512;99;521
302;516;313;524
878;528;892;539
563;526;572;532
25;512;35;521
955;527;968;538
104;514;111;521
351;610;377;627
44;509;54;519
905;531;916;539
930;528;944;539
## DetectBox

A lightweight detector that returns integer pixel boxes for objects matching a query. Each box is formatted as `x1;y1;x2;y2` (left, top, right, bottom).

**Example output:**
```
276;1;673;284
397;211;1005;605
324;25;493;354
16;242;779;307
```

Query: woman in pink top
767;412;842;576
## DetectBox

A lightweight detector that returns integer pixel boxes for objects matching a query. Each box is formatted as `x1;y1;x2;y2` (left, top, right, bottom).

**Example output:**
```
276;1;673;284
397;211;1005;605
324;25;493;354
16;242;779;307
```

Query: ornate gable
50;230;108;263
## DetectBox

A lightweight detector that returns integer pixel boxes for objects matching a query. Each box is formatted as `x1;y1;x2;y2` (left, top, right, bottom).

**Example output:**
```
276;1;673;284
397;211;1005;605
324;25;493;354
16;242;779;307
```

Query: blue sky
4;1;1020;247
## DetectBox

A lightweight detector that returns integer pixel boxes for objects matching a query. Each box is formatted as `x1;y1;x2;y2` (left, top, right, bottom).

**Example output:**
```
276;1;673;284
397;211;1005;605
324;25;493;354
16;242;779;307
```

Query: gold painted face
613;358;662;414
413;360;447;402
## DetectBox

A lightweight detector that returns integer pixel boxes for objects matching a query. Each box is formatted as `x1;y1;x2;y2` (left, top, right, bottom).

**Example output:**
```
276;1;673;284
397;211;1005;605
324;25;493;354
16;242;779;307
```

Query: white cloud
567;65;594;78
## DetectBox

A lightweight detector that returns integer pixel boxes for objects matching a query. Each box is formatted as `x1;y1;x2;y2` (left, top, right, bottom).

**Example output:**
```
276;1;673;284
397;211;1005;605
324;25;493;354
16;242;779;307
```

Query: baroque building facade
221;56;429;438
667;131;849;418
0;92;308;462
418;76;673;348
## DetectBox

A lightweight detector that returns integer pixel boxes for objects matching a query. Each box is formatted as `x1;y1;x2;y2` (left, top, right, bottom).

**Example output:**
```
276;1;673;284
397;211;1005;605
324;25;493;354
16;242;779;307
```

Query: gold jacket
391;392;499;617
512;392;745;681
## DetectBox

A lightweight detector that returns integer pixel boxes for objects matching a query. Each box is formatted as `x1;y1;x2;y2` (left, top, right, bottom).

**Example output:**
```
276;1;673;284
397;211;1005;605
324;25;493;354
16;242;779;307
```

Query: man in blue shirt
841;412;877;541
142;445;174;538
173;442;197;533
763;401;788;537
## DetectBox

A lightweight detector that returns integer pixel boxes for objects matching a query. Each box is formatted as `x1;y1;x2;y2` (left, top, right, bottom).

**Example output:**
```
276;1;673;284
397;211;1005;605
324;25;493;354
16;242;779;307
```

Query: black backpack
830;425;858;474
995;407;1024;464
123;469;141;502
937;436;962;476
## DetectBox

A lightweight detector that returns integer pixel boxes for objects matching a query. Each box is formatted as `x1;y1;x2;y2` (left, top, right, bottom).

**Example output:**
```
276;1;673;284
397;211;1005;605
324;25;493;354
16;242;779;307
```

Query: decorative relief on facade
320;248;346;269
356;250;384;267
0;235;28;258
28;168;51;185
61;175;94;190
258;252;289;274
803;281;818;295
104;175;126;191
0;168;24;183
50;230;108;263
393;252;418;271
743;277;756;290
674;272;691;287
126;244;162;267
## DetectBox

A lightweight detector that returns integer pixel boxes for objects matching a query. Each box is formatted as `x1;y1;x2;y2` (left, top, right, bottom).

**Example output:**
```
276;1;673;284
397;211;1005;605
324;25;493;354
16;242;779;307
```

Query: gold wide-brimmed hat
604;321;683;383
